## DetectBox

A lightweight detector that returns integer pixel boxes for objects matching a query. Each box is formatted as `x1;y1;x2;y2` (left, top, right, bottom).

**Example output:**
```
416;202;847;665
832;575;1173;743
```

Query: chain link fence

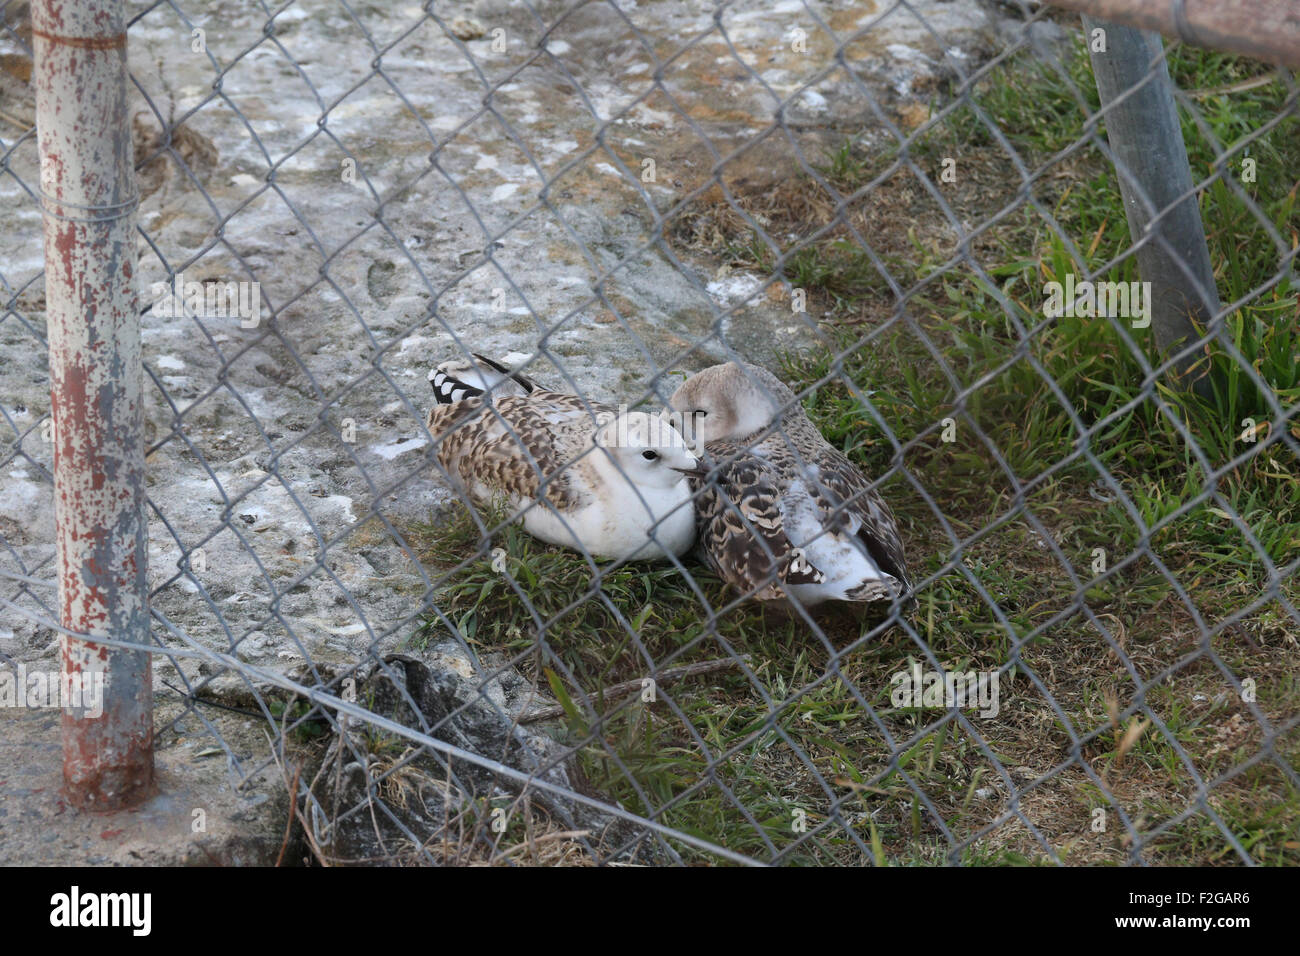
1;0;1297;865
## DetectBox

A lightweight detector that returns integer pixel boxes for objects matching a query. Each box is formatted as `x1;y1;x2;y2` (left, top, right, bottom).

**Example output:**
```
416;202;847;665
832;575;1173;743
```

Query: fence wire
1;0;1298;865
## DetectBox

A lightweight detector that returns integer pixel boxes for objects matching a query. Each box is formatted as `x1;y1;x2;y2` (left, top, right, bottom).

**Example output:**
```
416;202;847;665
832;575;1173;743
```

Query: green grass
774;38;1299;591
409;505;951;864
779;41;1300;864
407;38;1300;865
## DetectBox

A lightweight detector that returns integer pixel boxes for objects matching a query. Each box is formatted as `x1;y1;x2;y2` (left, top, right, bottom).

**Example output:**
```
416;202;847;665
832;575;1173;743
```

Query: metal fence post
32;0;153;809
1050;0;1300;70
1082;18;1221;397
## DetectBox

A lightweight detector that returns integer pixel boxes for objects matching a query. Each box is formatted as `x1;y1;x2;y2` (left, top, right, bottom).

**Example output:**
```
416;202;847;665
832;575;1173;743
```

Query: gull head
595;410;702;489
664;362;797;444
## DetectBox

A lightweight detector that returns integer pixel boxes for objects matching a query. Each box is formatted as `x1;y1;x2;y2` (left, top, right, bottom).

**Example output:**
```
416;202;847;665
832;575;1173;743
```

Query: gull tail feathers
429;353;539;404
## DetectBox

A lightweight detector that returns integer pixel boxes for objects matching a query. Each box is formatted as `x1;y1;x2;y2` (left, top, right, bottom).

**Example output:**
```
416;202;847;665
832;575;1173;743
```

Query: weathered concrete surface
0;0;1015;861
0;704;290;865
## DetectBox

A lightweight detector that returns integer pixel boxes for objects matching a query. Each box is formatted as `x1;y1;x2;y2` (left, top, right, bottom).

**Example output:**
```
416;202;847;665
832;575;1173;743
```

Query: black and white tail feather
429;353;540;405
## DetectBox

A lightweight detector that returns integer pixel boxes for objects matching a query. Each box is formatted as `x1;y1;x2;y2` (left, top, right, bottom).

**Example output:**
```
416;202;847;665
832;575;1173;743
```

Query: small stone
236;632;269;662
449;17;485;41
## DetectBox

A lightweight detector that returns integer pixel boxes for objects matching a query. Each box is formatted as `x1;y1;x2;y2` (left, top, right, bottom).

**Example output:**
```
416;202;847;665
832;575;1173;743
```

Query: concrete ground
0;705;290;866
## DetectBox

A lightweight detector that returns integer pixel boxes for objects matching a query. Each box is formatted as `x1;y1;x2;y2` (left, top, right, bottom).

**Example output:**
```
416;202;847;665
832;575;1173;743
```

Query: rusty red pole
33;0;153;809
1045;0;1300;70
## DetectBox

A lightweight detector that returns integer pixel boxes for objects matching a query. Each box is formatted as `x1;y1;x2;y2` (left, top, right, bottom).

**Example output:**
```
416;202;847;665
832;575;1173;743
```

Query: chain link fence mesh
1;0;1297;864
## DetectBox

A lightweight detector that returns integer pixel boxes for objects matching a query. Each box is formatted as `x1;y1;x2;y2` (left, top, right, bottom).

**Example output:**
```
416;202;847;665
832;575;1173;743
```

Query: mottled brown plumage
428;389;596;510
426;367;700;561
668;363;911;607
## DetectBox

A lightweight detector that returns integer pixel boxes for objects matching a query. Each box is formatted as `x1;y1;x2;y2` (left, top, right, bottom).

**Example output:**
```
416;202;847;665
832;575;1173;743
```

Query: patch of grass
411;504;953;863
267;697;331;743
767;41;1300;864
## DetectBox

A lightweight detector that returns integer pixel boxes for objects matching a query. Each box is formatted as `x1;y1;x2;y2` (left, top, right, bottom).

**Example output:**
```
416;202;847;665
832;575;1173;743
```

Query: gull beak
671;459;711;479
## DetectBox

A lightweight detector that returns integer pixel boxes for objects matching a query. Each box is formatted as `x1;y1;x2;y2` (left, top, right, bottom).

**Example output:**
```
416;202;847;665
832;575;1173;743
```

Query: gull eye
641;449;659;461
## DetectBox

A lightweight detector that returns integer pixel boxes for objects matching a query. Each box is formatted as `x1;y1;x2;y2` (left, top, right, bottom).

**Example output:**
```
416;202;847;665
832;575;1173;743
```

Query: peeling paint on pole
33;0;153;809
